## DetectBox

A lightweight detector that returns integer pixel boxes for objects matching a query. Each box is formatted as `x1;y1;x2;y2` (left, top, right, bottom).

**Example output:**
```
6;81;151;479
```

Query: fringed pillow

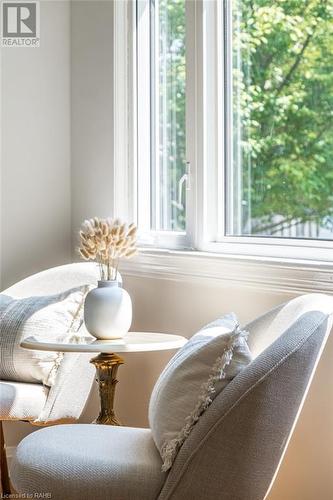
0;286;90;387
149;313;252;471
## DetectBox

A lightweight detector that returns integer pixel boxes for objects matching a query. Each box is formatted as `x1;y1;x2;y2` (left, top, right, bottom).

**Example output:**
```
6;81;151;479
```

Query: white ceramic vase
84;280;132;340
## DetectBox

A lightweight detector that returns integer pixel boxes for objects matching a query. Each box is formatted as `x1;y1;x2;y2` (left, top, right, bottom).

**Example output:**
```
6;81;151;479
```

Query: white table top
21;331;187;354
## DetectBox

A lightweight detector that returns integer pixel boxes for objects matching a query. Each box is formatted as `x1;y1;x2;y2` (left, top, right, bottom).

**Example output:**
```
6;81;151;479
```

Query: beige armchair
0;263;99;494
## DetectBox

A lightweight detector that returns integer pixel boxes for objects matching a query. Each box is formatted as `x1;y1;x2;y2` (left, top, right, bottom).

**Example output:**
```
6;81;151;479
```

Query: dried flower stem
77;217;138;281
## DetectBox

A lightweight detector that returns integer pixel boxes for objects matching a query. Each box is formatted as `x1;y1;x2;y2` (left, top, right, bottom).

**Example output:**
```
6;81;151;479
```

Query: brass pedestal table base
21;332;187;428
90;353;124;425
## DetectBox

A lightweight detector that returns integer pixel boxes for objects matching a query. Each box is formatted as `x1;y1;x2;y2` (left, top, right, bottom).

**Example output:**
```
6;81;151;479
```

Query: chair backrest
1;263;103;424
246;293;333;358
2;262;100;298
158;294;333;500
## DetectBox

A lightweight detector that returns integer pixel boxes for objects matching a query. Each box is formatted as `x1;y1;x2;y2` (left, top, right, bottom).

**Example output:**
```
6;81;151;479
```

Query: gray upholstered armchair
0;263;99;494
10;293;333;500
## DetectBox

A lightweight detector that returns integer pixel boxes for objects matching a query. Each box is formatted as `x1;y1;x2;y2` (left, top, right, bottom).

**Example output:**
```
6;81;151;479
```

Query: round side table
21;331;187;425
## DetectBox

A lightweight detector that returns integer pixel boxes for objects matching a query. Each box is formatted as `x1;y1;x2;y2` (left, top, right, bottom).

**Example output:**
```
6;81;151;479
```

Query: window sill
121;247;333;294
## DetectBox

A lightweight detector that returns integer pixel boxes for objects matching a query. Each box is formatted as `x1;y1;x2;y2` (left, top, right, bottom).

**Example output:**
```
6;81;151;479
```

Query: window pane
227;0;333;239
151;0;186;232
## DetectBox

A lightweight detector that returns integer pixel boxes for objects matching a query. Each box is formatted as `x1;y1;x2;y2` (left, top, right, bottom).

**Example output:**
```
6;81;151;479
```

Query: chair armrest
33;352;95;425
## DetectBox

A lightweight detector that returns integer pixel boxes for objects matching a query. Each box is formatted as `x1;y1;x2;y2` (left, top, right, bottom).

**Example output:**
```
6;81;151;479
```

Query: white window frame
135;0;191;250
112;0;333;265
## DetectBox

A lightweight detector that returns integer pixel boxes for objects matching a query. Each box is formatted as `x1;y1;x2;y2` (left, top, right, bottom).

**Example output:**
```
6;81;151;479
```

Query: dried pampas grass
78;217;138;280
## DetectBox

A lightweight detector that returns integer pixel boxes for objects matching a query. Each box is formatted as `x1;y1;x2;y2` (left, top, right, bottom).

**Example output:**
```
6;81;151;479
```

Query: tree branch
276;31;314;95
252;215;296;233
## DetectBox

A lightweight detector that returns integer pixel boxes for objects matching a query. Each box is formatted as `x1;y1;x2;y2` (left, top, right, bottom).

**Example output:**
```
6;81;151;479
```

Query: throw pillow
149;313;252;471
0;286;89;387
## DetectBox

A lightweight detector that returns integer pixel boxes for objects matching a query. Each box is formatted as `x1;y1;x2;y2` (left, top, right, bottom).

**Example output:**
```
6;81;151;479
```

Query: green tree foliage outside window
234;0;333;238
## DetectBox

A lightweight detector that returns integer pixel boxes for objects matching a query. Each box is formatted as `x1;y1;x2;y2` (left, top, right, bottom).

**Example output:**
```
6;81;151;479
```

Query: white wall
0;0;71;289
71;0;114;255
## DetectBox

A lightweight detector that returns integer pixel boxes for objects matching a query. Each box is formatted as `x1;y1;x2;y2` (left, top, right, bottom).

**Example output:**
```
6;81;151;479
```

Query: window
121;0;333;259
226;0;333;240
151;0;187;233
136;0;188;247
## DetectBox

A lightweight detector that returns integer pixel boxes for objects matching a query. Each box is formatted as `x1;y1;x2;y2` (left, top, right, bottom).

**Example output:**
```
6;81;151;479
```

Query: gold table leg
90;353;124;425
